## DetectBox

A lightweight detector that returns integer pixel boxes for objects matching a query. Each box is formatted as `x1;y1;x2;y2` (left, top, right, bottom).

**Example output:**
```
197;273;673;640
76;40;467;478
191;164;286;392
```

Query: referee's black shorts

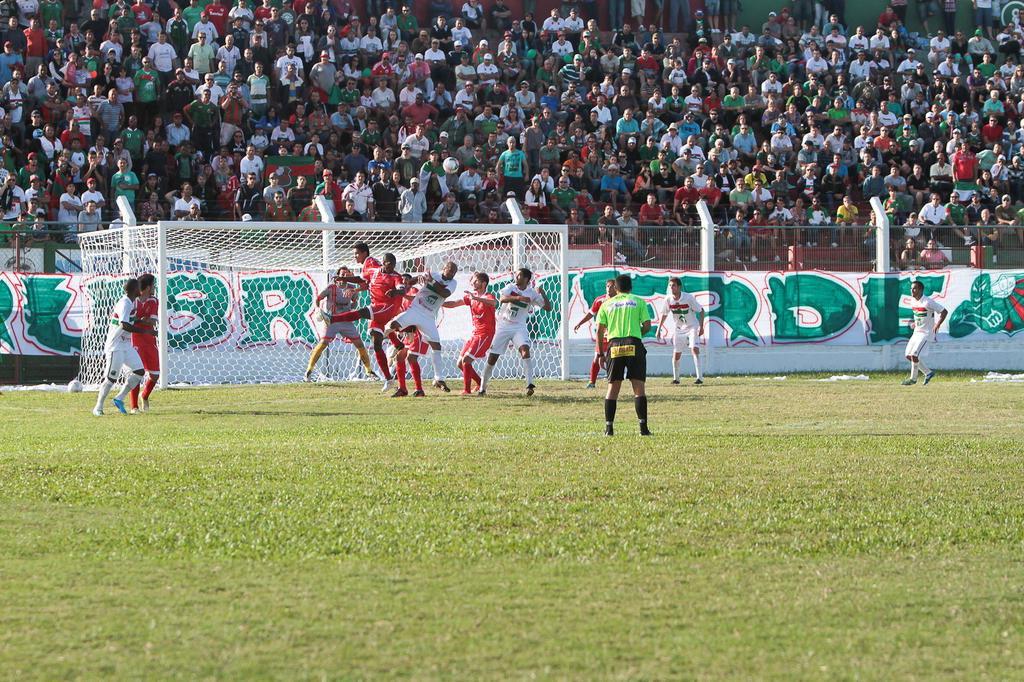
607;337;647;382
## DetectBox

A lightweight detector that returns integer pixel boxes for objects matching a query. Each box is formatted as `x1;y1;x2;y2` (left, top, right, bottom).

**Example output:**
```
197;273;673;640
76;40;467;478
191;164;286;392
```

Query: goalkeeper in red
333;245;407;391
597;274;652;436
128;273;159;413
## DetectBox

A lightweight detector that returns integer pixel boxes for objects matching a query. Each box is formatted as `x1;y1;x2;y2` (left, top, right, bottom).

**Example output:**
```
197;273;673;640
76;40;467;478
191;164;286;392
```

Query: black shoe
433;380;450;393
526;384;535;396
694;379;703;385
671;379;680;385
639;424;652;436
604;423;614;436
412;389;425;397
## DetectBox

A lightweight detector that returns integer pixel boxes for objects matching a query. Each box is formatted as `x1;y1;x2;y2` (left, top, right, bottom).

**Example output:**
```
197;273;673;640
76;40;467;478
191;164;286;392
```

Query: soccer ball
442;157;460;175
67;379;83;393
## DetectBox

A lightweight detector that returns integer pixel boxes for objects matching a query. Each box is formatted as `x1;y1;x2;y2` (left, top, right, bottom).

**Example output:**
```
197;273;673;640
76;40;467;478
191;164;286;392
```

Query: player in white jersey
902;279;948;385
93;278;158;416
657;277;706;385
386;260;458;392
478;267;552;396
305;267;378;381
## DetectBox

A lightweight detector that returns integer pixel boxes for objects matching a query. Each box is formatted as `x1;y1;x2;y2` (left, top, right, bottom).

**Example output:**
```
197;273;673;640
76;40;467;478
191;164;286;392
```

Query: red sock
388;332;404;349
409;357;423;392
463;362;480;391
129;384;140;409
590;356;601;384
374;348;392;379
142;375;158;400
395;356;407;391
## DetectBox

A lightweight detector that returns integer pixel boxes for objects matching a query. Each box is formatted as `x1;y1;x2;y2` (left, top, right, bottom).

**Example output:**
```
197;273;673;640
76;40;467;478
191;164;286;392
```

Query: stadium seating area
2;0;1024;269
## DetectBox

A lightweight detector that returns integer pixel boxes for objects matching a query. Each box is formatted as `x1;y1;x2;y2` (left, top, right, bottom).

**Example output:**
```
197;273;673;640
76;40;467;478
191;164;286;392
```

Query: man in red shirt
981;116;1003;147
23;17;46;74
572;278;617;388
204;0;229;35
672;177;700;218
129;273;160;413
639;192;667;225
951;141;978;199
442;272;498;394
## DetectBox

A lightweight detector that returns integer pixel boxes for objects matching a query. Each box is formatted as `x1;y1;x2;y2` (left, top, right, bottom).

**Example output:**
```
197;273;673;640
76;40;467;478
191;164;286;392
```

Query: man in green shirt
496;136;528;198
111;157;140;206
596;274;653;437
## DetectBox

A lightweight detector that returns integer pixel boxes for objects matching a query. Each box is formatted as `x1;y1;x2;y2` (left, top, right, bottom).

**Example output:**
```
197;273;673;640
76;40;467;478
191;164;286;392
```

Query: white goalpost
77;217;571;388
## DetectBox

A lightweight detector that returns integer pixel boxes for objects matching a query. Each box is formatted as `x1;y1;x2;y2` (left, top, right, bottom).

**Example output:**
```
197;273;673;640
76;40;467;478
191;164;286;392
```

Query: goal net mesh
78;222;566;387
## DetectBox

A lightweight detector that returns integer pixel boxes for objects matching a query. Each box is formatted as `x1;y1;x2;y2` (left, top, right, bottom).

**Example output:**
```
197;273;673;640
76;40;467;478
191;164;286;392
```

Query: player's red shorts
134;341;160;372
404;330;429;357
368;303;400;333
461;333;494;361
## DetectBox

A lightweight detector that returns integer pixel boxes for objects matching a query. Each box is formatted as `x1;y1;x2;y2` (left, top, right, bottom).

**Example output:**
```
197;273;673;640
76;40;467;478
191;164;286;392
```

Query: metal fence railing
0;224;119;273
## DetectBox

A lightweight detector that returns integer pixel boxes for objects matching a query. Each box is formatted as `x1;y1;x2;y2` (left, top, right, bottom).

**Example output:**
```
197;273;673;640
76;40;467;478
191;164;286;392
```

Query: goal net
77;221;569;388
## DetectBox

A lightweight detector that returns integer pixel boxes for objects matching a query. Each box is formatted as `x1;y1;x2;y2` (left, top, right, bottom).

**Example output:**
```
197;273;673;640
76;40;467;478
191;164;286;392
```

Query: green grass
1;375;1023;679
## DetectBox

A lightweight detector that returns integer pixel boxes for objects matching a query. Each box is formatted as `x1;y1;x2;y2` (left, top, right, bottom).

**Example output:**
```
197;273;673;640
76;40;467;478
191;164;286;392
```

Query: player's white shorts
906;331;930;358
104;347;143;377
391;306;441;344
672;327;700;352
322;321;359;341
490;325;531;355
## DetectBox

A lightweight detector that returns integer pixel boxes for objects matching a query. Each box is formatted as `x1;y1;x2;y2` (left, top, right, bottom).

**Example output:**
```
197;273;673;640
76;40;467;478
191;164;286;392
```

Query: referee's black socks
604;398;617;426
635;396;650;435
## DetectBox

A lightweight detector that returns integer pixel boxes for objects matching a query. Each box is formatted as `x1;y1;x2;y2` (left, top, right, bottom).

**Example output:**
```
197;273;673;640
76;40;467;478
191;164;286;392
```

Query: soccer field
1;375;1022;678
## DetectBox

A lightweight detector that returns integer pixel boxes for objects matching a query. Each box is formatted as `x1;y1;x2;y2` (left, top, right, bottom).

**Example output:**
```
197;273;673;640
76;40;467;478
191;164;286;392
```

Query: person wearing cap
398;175;426;222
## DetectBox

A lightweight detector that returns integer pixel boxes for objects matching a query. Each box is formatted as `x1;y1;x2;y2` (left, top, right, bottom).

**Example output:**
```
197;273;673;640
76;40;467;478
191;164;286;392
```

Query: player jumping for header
305;266;378;382
573;278;617;389
93;278;158;416
657;277;706;385
478;268;551;397
386;261;459;395
332;245;407;392
902;280;948;386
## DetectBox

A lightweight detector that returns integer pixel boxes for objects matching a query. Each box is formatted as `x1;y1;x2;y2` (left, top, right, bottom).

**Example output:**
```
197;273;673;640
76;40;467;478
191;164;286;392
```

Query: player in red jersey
443;272;497;395
573;278;617;388
389;274;428;397
334;243;407;391
129;273;160;413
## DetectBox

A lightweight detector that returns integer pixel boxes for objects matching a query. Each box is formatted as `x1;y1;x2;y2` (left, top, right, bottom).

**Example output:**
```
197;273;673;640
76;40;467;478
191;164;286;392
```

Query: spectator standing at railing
57;182;82;241
77;199;102;237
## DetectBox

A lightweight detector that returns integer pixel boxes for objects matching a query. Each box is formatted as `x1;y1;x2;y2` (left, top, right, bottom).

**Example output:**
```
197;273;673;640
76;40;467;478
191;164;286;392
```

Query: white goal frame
79;213;570;388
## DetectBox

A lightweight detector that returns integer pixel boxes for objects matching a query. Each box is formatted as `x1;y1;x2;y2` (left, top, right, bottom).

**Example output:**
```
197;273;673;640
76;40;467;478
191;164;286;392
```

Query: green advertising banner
2;268;1023;356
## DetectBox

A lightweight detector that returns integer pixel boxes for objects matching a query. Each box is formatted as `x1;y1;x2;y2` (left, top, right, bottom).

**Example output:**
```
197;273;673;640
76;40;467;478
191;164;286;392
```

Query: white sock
910;361;919;380
524;357;534;385
693;353;703;380
480;362;495;391
672;355;680;381
95;379;115;410
115;373;143;401
430;348;442;381
917;359;931;375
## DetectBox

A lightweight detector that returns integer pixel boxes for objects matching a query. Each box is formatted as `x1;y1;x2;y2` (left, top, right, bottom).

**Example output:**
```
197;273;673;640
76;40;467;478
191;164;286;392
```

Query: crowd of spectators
0;0;1023;265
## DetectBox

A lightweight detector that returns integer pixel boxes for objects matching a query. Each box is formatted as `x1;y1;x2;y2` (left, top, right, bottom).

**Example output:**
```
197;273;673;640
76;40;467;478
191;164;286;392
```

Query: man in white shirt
147;32;178;78
93;278;152;416
386;261;460;393
239;145;264;177
216;34;240;75
929;31;951;65
476;54;499;86
274;44;303;81
901;280;948;386
896;49;921;76
191;12;219;43
478;267;551;396
918;193;949;227
657;277;705;385
848;26;870;52
341;170;374;218
541;8;564;33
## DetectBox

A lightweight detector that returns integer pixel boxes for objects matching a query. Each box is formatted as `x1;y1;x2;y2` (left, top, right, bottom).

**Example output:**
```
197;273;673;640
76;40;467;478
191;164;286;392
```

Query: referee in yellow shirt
596;274;652;437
